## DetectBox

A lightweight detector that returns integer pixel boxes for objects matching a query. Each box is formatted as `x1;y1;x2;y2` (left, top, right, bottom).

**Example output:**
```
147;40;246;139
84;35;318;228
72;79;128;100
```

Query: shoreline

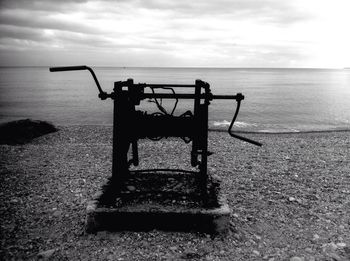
49;123;350;135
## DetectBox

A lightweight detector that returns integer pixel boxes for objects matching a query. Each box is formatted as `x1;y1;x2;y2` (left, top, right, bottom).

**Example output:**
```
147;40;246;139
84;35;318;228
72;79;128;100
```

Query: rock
254;234;262;240
37;249;56;259
252;250;260;256
336;242;346;248
232;213;239;218
312;234;320;240
288;197;296;202
289;257;304;261
169;246;178;251
0;119;57;145
53;210;62;217
126;186;136;191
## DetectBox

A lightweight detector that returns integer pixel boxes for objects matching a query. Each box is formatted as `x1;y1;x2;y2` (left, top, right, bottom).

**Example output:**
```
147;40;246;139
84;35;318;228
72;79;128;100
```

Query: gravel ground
0;126;349;260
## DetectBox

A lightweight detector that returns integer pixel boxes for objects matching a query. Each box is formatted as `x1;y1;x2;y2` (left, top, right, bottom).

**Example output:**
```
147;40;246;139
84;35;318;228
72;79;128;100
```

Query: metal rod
144;84;197;88
212;94;244;100
140;93;242;100
49;65;106;98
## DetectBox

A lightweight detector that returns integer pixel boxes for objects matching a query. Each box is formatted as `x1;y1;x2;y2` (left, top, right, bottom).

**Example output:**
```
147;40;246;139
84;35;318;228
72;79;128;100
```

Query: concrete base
86;171;231;234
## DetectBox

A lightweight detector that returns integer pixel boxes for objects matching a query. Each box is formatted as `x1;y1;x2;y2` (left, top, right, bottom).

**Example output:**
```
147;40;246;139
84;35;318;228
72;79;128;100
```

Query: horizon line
0;65;348;70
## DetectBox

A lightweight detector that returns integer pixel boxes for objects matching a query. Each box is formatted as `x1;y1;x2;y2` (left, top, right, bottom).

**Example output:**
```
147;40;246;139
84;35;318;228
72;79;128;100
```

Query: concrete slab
86;171;231;234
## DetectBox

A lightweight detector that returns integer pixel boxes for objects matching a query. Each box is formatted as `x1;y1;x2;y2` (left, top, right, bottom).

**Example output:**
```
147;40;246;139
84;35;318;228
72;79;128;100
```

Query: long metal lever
228;97;262;146
49;65;108;100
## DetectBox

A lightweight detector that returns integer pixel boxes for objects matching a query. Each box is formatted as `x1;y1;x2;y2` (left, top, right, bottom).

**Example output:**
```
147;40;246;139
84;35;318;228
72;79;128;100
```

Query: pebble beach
1;126;349;260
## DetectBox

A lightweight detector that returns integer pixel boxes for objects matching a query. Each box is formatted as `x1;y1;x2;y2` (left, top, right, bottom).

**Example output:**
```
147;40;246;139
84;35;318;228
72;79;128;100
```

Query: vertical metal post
200;103;209;182
111;81;132;185
191;81;201;167
193;80;209;198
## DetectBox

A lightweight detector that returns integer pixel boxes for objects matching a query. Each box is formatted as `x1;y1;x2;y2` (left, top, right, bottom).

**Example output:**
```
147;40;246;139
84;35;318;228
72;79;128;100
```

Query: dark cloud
0;25;46;41
0;0;88;12
0;9;99;35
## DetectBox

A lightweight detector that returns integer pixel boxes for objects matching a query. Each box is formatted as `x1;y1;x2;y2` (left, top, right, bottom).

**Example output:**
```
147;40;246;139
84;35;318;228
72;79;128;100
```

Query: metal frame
49;65;262;198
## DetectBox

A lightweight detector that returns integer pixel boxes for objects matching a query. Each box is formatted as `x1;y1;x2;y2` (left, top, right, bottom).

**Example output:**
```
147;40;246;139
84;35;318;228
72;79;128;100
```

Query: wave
208;127;350;134
212;120;256;128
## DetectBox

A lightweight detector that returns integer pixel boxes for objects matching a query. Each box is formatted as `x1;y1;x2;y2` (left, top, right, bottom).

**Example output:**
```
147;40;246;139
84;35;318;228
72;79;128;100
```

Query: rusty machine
50;65;261;232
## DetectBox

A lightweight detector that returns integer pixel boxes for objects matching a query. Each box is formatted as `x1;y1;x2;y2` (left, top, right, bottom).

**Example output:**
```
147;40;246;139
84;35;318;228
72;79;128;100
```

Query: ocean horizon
1;66;349;133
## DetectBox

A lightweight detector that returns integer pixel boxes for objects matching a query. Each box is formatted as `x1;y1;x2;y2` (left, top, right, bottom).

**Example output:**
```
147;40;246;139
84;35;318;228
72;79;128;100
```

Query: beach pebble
288;197;296;202
169;246;178;251
289;257;304;261
336;242;346;248
126;185;136;191
312;234;320;240
53;210;62;217
254;234;262;240
37;249;56;259
305;247;313;253
252;250;260;256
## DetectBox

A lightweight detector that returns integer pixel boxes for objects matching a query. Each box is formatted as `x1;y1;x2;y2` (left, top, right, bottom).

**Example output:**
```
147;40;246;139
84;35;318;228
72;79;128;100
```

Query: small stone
289;257;304;261
169;246;177;251
126;185;136;191
288;197;296;202
53;210;62;217
305;247;313;253
254;234;262;240
37;249;56;259
336;242;346;248
312;234;320;240
232;213;239;218
252;250;260;256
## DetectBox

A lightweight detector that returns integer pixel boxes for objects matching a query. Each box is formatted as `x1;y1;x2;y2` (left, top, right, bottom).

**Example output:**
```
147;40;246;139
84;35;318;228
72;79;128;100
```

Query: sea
0;67;349;133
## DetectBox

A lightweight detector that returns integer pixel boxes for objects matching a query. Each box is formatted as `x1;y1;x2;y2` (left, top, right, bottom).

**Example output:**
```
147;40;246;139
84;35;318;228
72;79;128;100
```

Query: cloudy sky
0;0;349;68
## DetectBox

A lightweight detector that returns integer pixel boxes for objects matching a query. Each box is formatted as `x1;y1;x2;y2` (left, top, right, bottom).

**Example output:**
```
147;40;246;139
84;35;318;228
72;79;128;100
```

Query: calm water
0;67;349;132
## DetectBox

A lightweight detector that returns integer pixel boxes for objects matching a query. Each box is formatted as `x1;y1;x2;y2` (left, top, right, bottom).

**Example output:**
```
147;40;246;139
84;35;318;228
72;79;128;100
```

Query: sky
0;0;350;68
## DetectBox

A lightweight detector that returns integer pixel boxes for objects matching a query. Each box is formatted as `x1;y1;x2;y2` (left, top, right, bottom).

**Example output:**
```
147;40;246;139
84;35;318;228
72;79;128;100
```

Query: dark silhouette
49;65;261;233
0;119;57;145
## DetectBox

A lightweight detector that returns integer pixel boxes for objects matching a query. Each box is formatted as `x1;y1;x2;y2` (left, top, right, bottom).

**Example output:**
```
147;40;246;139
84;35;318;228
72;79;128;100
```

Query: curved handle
49;65;108;100
228;96;262;146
